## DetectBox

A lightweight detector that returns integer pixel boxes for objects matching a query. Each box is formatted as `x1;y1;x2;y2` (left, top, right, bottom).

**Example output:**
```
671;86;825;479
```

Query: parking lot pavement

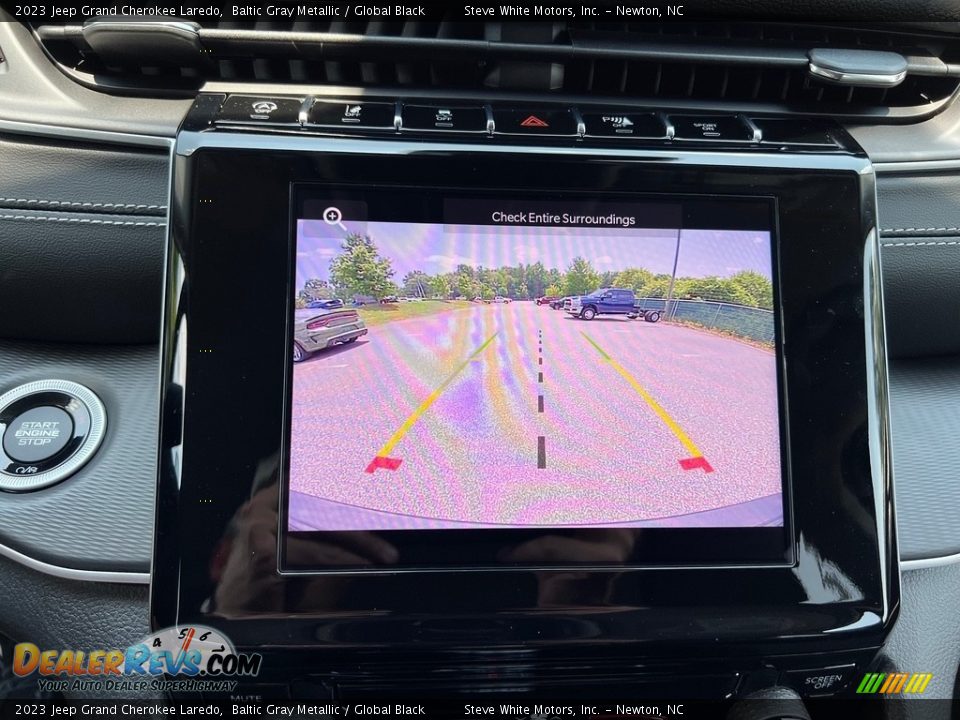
289;301;782;530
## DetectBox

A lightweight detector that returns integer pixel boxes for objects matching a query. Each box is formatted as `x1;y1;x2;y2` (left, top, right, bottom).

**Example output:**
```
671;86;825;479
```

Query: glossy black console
154;97;897;699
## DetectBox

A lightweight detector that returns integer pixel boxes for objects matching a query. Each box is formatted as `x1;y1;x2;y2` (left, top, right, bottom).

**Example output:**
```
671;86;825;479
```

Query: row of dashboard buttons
215;96;799;143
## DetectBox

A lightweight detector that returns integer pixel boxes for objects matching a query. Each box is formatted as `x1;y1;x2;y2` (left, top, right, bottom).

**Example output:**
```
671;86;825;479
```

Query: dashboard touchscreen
285;190;786;552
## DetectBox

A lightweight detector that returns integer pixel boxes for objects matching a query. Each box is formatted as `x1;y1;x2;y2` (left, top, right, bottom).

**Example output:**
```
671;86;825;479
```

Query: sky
296;219;772;294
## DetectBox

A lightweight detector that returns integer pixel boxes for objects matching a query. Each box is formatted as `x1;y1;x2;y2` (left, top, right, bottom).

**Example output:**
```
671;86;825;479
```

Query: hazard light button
492;109;578;137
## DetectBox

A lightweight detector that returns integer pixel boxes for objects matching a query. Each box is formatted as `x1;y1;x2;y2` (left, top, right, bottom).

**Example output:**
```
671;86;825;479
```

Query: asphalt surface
288;301;782;530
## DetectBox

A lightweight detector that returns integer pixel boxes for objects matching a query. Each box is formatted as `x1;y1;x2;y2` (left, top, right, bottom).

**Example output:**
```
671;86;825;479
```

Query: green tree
545;283;563;297
490;268;511;297
546;268;563;290
298;277;333;304
613;268;654;292
564;257;601;296
640;275;672;298
429;274;452;299
329;234;395;300
681;276;753;305
729;270;774;309
455;265;479;298
525;262;547;299
402;270;430;298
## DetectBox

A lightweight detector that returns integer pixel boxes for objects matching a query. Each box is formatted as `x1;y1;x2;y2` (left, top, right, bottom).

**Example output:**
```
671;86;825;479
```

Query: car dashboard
1;5;960;717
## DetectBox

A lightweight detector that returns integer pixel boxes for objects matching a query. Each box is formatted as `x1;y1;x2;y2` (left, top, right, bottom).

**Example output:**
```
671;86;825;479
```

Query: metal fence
634;297;775;344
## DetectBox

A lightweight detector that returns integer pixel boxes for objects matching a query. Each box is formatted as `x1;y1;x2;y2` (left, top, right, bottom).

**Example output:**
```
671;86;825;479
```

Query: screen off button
3;406;74;464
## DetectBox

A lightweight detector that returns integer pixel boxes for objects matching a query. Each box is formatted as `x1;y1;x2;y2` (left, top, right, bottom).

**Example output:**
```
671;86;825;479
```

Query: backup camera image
287;198;782;531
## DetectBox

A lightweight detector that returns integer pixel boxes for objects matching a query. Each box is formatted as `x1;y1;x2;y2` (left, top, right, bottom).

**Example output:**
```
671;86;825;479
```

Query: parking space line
365;331;499;473
580;331;714;473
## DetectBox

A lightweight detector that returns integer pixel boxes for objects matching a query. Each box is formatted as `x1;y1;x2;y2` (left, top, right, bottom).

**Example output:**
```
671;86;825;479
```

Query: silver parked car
293;307;368;363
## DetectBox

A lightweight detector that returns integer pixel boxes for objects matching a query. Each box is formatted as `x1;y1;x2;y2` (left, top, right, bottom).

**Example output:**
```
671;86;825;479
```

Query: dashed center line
537;329;546;467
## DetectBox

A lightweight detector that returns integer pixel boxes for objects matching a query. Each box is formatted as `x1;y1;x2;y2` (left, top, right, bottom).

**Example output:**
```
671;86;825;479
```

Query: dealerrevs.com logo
12;625;262;694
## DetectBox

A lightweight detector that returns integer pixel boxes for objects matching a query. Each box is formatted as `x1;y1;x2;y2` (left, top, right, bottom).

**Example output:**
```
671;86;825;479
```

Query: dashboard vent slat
28;19;960;121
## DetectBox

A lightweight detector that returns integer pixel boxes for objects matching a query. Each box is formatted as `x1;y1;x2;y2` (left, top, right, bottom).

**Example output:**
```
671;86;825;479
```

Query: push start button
3;406;73;463
0;380;106;492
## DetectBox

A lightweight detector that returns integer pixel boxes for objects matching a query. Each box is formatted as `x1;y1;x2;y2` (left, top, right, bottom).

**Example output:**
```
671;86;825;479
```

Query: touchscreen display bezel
155;136;894;648
281;186;792;570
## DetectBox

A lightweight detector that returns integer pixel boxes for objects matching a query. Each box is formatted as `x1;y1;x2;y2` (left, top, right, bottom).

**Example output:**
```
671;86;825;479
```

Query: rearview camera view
287;196;783;532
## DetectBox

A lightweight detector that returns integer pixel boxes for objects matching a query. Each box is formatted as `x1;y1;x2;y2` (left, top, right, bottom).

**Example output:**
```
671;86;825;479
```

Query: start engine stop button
3;406;74;463
0;380;106;492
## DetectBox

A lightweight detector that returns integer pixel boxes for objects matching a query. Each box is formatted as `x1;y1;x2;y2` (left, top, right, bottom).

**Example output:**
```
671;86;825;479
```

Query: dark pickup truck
565;288;662;322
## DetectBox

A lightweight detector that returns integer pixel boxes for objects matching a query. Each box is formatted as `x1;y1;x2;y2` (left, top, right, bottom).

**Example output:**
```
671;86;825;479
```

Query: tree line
298;234;773;309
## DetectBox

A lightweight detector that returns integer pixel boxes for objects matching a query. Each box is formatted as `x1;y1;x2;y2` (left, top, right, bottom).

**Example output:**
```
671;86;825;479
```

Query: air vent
29;20;960;121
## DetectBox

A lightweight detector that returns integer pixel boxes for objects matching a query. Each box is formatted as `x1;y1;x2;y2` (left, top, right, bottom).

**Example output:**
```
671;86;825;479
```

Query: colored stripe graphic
881;673;906;693
906;674;933;694
365;331;499;473
860;673;885;694
580;332;713;473
857;672;933;694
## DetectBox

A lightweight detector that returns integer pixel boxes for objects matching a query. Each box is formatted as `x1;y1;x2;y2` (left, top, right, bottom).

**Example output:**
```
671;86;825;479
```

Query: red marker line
365;456;403;473
679;456;714;473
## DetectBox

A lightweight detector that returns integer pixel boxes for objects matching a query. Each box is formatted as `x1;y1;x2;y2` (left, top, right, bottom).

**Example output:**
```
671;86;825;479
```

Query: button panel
206;94;851;151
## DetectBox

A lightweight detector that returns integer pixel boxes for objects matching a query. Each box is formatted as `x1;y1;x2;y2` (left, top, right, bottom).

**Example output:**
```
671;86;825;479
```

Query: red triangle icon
520;115;549;128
